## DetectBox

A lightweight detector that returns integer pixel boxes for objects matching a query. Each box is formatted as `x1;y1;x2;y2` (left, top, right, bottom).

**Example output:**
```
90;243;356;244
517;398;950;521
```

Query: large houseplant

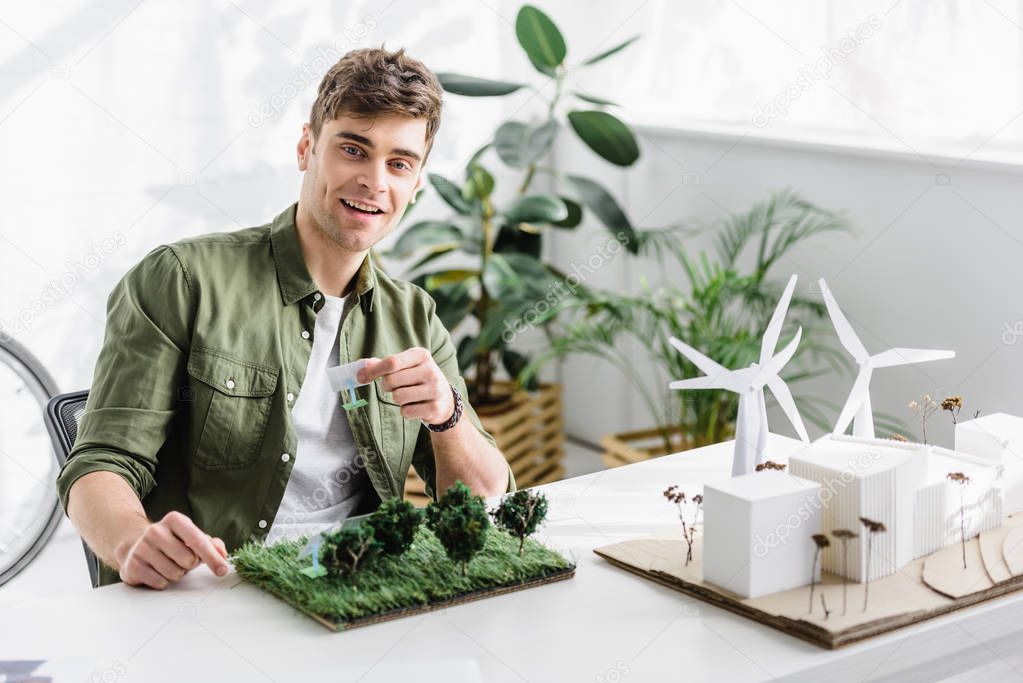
386;4;643;408
520;191;899;460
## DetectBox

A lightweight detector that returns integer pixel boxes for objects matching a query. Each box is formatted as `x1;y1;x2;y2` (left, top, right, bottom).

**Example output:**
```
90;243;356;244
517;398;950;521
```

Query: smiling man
55;47;513;589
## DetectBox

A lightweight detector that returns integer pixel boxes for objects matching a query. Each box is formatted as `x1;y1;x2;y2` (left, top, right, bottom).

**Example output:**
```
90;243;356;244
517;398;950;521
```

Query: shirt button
225;378;236;389
301;330;310;340
313;293;322;301
281;453;290;462
286;392;295;402
258;519;267;529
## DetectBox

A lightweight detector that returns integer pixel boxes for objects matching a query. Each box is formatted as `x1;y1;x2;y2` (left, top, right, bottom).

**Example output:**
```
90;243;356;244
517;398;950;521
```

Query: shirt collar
270;202;377;312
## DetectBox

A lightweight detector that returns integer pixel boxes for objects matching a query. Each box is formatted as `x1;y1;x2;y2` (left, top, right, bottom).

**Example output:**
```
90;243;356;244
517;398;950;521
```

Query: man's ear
297;123;313;171
410;172;427;204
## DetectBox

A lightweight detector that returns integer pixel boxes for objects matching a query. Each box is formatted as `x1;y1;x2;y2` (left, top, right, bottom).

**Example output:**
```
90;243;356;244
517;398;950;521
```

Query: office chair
44;390;101;588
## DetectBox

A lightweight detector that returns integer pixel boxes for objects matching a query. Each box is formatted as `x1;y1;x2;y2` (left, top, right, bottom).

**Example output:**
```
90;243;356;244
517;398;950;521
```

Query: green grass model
231;482;574;631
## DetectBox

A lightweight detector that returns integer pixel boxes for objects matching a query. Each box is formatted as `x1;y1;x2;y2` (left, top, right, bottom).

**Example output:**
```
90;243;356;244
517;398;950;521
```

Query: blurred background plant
383;4;646;407
520;191;906;453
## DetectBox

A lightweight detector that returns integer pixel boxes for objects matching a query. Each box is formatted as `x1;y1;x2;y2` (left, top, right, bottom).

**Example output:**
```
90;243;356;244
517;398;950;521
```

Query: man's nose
357;163;388;193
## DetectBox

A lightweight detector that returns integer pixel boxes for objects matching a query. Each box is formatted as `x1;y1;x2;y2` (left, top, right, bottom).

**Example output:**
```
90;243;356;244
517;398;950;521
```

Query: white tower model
818;279;955;438
669;275;809;476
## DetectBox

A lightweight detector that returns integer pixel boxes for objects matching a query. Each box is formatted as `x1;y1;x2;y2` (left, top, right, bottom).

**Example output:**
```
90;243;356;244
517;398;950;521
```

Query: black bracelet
425;383;463;432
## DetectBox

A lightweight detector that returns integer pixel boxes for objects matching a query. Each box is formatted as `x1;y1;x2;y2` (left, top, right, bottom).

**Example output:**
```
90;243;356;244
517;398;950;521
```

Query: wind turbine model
669;275;810;476
818;278;955;438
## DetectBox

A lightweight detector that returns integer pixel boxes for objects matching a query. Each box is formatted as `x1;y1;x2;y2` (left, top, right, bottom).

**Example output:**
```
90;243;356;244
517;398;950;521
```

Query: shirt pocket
186;346;279;470
374;379;417;481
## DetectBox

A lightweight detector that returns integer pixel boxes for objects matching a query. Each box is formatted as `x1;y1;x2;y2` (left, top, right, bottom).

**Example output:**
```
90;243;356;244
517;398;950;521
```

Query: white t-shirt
266;293;369;544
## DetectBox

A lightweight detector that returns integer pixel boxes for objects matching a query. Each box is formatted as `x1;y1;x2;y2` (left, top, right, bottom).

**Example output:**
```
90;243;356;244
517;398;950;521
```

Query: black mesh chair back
44;390;101;588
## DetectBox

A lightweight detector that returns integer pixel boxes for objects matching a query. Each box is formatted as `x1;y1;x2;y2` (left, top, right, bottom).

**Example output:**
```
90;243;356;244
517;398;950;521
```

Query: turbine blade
766;375;809;441
833;366;872;435
668;376;733;391
756;326;803;384
871;347;955;368
760;274;799;366
819;278;869;362
668;336;729;376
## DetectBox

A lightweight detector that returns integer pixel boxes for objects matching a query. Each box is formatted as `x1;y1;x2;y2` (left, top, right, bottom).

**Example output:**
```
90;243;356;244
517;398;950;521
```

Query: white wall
550;123;1023;451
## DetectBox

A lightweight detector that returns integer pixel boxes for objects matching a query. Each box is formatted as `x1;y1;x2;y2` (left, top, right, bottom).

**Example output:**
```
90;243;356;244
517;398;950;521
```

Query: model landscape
232;485;574;631
596;274;1023;648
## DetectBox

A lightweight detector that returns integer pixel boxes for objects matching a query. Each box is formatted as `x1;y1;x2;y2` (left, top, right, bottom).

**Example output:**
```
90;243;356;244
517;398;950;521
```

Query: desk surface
5;435;1023;683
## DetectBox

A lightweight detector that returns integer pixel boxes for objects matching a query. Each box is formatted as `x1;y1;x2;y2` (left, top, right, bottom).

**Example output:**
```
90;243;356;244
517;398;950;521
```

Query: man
56;47;513;590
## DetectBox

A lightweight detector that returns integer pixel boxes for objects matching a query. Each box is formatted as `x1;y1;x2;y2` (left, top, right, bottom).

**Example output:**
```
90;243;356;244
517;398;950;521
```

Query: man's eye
341;145;362;156
391;160;411;171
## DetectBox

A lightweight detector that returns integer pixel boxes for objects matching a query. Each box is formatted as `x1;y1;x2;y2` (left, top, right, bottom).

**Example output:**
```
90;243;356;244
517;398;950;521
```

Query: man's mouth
340;198;385;215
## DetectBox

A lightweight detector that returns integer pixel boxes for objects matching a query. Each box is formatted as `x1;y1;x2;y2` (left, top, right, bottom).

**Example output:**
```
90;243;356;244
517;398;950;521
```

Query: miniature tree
663;486;703;566
831;528;858;615
947;471;972;569
755;460;787;472
941;395;964;426
426;481;490;576
908;395;938;444
859;517;887;611
366;498;423;557
809;533;830;614
321;525;383;585
492;489;549;555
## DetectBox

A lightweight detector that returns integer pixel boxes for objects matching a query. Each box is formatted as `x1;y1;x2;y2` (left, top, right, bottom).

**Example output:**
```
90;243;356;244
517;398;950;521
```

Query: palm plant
520;191;855;453
385;4;643;406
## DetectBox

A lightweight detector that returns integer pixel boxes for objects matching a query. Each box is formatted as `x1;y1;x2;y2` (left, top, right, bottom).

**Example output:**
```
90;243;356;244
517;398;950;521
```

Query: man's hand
357;348;454;425
116;511;230;590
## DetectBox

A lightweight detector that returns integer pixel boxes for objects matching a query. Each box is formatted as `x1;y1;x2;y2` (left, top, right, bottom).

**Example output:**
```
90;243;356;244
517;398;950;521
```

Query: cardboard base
595;525;1023;649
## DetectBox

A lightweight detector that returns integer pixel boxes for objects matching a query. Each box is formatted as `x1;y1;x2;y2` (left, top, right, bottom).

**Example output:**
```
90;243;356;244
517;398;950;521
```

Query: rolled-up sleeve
56;245;196;514
409;297;515;501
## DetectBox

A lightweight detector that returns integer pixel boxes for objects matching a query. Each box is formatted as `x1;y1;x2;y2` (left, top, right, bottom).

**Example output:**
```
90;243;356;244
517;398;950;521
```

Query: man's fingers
391;384;434;406
122;557;169;590
380;366;428;393
211;537;228;559
139;545;187;582
357;348;430;383
163;512;230;576
149;524;200;570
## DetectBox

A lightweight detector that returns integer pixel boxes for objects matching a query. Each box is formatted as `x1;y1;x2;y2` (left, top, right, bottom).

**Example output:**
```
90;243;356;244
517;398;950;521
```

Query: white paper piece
819;279;955;438
326;359;370;393
669;274;809;476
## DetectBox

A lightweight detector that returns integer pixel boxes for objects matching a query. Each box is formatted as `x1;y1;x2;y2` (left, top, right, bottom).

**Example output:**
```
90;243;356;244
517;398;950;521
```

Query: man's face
297;113;428;253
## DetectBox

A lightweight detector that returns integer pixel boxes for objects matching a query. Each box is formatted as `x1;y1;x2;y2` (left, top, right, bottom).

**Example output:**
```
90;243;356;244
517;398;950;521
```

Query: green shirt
56;203;509;586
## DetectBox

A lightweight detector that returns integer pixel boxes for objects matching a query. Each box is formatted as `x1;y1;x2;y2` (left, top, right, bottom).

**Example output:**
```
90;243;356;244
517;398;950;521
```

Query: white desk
4;435;1023;683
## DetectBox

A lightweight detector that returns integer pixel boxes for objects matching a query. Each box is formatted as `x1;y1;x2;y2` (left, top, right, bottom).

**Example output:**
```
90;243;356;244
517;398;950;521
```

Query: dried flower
947;471;972;569
859;517;887;611
808;534;830;614
942;395;964;426
889;434;908;442
908;395;939;444
832;529;858;615
664;485;702;566
755;460;787;472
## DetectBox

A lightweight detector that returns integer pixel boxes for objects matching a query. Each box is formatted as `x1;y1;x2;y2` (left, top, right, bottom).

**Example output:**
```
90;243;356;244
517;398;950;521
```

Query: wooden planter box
600;426;693;468
404;382;565;505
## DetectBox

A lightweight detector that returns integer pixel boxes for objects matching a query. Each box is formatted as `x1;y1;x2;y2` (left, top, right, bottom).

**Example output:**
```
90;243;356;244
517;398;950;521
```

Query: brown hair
309;46;443;158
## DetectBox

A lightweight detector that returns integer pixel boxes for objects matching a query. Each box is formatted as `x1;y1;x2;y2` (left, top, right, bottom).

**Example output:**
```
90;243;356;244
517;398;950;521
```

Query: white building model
690;275;1007;590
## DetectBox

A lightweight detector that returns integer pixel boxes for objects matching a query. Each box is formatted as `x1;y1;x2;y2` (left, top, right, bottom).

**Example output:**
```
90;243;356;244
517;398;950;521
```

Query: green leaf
456;335;477;373
581;35;640;66
429;174;472;215
551;196;582;228
493;119;558;168
482;252;550;299
502;349;538;390
437;72;525;96
390;221;463;258
515;5;567;76
429;281;474;330
425;269;479;289
464;165;495;200
500;194;568;224
566;110;640;166
572;91;618;107
566;174;638;251
493;223;542;258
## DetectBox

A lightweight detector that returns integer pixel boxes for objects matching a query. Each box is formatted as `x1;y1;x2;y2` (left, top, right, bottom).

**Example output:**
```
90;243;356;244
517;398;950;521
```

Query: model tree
947;471;972;569
831;528;858;615
366;498;424;557
663;485;703;566
859;517;887;611
809;533;830;615
426;481;491;575
492;489;549;555
321;525;383;586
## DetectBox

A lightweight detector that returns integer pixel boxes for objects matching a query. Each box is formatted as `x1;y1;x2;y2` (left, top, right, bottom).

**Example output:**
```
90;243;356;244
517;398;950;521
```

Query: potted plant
386;4;644;494
520;190;864;465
